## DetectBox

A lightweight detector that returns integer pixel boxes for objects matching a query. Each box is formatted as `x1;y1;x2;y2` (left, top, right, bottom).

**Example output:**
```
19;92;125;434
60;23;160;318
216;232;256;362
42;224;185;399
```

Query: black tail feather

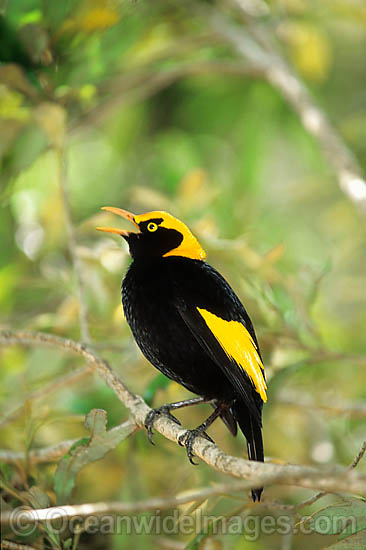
233;400;264;502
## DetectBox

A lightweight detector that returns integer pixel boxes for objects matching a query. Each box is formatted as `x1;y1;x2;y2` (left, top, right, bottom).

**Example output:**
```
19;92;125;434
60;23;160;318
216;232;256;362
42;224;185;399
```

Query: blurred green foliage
1;0;365;549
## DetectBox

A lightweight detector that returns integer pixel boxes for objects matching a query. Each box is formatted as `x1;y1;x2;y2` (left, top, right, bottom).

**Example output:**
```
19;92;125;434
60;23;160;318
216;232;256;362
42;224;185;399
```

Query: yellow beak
96;207;139;236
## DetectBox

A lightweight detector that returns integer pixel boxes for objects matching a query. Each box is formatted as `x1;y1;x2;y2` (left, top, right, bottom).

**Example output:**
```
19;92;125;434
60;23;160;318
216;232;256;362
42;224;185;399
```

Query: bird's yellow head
97;208;206;261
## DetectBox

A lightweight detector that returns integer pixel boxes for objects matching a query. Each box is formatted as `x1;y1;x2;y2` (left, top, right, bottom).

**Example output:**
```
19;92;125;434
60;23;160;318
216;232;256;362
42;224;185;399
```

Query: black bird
97;208;266;501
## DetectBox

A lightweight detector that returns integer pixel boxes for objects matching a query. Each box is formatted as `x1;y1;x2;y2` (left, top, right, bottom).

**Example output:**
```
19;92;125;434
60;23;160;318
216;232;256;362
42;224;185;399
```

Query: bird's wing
177;303;266;423
197;307;267;402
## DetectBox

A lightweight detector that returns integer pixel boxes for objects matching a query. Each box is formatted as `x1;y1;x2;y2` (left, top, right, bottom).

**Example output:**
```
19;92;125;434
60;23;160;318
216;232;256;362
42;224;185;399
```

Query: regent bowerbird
97;208;267;501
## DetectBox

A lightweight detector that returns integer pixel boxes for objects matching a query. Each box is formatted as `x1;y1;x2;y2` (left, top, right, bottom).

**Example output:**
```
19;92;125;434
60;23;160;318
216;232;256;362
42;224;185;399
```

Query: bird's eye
147;222;158;232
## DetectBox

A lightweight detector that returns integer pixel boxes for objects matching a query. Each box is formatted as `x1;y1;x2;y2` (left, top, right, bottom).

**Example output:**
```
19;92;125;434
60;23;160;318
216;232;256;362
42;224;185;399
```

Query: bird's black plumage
97;209;266;501
123;258;262;415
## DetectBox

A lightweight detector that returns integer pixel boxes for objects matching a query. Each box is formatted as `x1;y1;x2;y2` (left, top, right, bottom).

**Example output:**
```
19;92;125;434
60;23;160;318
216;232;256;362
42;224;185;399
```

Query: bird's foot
144;405;181;445
178;428;215;465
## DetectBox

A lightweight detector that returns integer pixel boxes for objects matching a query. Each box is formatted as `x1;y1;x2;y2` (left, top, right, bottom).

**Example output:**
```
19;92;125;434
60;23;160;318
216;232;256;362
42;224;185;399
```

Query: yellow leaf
0;85;30;121
262;243;285;266
281;22;332;81
60;1;120;35
79;7;119;32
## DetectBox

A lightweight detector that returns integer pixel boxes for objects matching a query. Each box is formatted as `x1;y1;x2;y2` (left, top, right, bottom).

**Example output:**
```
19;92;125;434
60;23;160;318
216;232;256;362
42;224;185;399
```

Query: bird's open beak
96;207;139;237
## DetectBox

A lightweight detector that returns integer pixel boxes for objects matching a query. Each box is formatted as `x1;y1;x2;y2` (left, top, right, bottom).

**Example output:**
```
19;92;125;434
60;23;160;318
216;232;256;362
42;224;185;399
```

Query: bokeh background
1;0;365;549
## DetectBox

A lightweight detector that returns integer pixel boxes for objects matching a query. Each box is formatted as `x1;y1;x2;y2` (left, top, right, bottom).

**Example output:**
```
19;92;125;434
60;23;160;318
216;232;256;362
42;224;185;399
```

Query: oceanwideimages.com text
6;507;357;541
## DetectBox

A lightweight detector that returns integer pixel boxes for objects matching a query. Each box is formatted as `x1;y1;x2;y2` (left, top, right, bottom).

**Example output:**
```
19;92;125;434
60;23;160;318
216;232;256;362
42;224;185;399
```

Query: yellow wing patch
197;308;267;402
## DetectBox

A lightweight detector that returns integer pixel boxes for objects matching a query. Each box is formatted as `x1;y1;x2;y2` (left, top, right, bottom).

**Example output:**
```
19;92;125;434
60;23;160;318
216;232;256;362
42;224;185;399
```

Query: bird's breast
120;258;234;398
122;259;185;364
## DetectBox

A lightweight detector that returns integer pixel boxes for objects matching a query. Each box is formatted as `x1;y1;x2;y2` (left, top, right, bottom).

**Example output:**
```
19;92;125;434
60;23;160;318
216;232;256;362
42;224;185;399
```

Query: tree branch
294;440;366;511
276;392;366;418
69;8;366;208
1;541;36;550
0;419;136;465
1;441;365;526
1;329;366;496
0;329;145;415
0;479;253;525
205;3;366;208
0;439;80;465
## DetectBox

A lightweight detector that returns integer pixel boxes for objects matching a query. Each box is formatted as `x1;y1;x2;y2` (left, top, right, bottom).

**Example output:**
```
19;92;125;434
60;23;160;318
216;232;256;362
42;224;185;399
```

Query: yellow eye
147;222;158;232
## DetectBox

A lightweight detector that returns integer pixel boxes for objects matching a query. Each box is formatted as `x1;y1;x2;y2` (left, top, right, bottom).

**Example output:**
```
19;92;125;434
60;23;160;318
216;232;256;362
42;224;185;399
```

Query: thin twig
349;440;366;469
0;480;253;525
57;148;91;343
0;366;92;428
294;440;366;511
0;329;366;495
293;489;329;511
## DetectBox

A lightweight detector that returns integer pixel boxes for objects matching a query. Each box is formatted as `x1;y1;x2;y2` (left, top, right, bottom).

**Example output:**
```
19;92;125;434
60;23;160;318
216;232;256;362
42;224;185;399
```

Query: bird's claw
144;406;181;444
178;429;215;465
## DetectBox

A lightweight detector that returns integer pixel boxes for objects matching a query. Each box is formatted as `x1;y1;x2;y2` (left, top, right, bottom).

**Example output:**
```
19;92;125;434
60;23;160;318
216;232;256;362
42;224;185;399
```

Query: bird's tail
232;400;264;502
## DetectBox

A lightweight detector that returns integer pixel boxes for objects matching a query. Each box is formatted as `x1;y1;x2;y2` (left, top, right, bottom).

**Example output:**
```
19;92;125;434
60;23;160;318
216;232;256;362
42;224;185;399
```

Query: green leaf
321;530;366;550
22;486;50;508
0;462;13;482
21;486;60;547
309;499;366;537
54;409;134;505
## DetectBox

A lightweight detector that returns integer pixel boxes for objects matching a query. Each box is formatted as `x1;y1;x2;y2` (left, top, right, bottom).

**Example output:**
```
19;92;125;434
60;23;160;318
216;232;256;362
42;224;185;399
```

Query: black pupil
139;218;163;233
